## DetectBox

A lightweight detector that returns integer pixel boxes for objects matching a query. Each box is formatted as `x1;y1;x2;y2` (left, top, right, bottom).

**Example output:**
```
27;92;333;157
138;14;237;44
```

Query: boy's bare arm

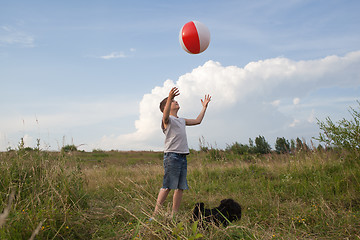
186;94;211;126
163;87;180;128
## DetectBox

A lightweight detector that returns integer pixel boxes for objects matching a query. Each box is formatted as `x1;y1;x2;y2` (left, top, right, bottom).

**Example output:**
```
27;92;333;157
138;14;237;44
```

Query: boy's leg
171;189;183;217
153;188;171;216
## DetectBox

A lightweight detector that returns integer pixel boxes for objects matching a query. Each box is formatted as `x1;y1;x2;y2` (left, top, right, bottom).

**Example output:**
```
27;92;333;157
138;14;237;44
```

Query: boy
152;87;211;218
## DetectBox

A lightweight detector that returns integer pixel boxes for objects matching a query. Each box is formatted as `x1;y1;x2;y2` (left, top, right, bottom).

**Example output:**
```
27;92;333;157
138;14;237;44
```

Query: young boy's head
159;97;180;113
159;97;168;113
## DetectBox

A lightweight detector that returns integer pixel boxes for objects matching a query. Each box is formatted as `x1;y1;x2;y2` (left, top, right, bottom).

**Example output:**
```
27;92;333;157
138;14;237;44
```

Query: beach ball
179;21;210;54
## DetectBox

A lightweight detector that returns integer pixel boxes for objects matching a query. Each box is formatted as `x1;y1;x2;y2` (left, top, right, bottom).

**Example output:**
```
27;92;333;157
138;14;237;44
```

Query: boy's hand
169;87;180;100
185;94;211;126
201;94;211;108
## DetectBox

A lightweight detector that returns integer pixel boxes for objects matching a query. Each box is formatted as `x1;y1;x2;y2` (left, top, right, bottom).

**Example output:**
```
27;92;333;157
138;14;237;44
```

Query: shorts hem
160;187;188;190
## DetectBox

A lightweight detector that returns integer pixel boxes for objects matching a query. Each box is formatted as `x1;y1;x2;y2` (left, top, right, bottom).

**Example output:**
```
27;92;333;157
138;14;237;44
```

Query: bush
226;142;251;155
61;144;78;153
316;100;360;156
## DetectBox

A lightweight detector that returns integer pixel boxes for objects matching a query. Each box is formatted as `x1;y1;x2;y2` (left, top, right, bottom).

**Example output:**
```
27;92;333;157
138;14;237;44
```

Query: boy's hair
159;97;168;113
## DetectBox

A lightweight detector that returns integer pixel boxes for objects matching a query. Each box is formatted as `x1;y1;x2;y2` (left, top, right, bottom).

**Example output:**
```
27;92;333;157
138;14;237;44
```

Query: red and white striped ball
179;21;210;54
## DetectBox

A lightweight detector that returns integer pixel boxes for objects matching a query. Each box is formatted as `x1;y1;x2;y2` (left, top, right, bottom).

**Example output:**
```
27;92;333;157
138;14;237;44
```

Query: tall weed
0;150;89;239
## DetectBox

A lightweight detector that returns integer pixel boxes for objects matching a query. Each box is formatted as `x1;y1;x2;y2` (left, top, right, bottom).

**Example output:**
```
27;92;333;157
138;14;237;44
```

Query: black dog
192;199;242;227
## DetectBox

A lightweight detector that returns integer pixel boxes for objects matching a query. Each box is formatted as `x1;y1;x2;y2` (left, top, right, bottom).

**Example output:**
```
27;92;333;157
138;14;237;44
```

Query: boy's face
171;100;180;110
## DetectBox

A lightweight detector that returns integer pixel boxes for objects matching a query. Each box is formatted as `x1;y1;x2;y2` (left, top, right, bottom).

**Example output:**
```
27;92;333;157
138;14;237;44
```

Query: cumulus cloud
97;51;360;150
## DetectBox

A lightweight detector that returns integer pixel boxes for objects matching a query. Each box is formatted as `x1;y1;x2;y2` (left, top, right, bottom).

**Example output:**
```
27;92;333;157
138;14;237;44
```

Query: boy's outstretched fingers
201;94;211;107
169;87;180;99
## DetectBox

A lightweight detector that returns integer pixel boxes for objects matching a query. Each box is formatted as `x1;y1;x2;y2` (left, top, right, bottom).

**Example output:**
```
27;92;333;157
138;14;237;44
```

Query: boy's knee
160;188;171;193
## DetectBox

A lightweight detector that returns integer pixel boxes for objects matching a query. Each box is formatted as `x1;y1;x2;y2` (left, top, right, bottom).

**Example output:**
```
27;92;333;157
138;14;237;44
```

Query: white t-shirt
162;115;189;154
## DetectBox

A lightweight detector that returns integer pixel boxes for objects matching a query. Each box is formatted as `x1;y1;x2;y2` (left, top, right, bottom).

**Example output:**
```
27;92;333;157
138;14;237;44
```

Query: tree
254;135;271;154
248;138;254;148
316;101;360;154
248;138;256;154
290;139;296;152
275;137;290;154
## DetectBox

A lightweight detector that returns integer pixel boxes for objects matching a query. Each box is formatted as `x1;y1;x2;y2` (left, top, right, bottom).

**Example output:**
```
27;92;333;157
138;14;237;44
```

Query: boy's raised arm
186;94;211;126
163;87;180;128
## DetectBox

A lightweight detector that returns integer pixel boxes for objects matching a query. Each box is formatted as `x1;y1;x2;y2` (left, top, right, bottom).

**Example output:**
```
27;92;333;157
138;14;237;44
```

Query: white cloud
96;51;360;151
100;51;126;59
271;100;281;107
289;119;300;127
0;25;34;47
307;109;316;123
293;98;300;105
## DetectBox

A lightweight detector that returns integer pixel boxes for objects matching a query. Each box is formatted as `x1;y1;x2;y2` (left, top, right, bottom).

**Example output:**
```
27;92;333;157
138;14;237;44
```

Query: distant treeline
200;100;360;158
199;136;322;155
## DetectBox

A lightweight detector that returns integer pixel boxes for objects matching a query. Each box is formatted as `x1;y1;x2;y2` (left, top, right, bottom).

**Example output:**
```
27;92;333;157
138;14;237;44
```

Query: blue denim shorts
162;152;189;190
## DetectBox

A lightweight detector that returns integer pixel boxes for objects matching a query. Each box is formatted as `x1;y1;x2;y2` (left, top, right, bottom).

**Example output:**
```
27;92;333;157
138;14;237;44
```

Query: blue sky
1;0;360;151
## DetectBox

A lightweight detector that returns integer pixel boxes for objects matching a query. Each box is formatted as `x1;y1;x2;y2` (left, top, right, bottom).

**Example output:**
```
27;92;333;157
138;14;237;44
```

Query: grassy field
0;148;359;239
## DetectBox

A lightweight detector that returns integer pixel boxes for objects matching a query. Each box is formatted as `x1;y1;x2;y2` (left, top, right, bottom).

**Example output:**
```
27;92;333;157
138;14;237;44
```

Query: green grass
1;149;359;239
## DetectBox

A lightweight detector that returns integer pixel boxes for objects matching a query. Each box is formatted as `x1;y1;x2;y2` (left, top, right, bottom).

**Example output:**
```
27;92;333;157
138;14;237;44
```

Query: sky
1;0;360;151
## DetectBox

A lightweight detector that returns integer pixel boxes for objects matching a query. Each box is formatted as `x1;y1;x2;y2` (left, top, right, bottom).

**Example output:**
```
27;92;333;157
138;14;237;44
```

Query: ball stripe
181;21;200;54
